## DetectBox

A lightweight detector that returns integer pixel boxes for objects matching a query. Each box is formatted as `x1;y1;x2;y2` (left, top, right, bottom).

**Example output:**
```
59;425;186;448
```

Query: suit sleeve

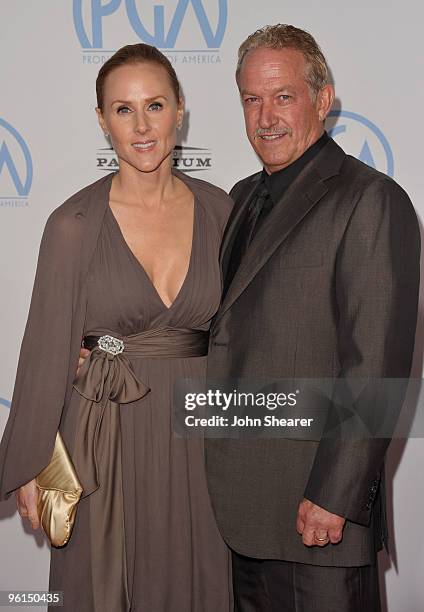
303;177;420;525
0;209;82;500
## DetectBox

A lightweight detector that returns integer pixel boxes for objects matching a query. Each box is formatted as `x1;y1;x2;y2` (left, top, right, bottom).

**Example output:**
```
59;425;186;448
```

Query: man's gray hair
236;24;329;99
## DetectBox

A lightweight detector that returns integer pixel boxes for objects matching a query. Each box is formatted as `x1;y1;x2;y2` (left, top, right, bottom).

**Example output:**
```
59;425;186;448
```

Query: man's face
238;47;333;173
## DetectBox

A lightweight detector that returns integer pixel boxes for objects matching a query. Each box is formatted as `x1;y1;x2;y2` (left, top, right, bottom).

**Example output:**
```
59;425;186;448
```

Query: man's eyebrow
240;90;259;97
240;85;296;97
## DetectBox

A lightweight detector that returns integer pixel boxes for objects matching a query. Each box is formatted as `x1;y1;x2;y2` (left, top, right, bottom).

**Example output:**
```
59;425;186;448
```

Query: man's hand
77;347;91;376
296;498;345;547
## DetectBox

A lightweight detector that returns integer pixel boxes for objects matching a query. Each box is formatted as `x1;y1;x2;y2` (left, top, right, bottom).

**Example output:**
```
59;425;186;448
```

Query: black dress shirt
259;130;329;224
223;131;329;296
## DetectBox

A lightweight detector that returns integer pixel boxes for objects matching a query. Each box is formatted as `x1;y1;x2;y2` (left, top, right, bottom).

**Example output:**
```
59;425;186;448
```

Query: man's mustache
254;127;292;139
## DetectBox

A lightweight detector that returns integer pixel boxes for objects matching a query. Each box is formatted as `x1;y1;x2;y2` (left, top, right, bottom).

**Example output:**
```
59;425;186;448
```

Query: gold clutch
35;431;83;547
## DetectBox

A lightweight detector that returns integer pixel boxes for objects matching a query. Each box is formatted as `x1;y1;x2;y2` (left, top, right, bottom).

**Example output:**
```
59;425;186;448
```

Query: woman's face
96;62;183;175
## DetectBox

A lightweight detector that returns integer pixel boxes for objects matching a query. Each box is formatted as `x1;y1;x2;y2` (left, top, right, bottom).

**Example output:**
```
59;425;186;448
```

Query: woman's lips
132;141;157;152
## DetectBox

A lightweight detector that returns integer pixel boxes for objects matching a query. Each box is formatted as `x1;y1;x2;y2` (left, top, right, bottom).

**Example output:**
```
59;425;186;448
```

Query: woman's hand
77;347;91;376
15;479;40;530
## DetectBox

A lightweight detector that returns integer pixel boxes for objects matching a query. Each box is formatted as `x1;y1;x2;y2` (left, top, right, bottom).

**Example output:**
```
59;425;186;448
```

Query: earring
104;131;110;137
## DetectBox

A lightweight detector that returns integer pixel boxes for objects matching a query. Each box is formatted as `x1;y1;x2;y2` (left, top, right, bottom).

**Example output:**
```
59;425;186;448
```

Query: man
204;24;420;611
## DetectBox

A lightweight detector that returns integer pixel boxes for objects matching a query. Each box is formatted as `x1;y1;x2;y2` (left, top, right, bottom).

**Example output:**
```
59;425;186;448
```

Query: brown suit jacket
205;138;420;566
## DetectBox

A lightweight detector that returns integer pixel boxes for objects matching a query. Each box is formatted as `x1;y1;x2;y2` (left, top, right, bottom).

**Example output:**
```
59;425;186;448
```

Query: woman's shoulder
174;169;233;231
42;173;113;245
50;173;113;221
44;174;112;231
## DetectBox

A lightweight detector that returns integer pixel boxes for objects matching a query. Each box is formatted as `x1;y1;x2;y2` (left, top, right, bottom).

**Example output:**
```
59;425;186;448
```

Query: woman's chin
119;152;174;175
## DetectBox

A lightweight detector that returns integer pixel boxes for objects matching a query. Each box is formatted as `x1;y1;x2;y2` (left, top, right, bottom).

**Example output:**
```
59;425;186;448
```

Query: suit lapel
215;139;346;324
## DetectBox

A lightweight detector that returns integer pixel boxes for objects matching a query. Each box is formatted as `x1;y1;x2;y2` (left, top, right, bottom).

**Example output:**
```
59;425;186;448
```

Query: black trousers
232;551;381;612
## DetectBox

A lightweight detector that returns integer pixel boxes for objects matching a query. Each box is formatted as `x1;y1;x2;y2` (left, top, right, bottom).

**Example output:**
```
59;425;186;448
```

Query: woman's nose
134;111;150;134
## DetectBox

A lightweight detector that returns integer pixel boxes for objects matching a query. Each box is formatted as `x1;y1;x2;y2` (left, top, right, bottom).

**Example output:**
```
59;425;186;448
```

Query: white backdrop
1;2;423;610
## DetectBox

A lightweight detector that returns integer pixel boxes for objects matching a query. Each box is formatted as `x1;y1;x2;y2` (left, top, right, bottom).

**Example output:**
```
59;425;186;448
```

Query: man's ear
316;84;335;122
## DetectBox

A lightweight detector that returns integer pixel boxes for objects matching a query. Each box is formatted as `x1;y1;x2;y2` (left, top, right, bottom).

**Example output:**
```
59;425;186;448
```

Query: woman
0;44;233;611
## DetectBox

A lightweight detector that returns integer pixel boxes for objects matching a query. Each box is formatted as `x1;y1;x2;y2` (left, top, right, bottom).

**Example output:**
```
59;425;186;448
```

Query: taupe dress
48;194;233;611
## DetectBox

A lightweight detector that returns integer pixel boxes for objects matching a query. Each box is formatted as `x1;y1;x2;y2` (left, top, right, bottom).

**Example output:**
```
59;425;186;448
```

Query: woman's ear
176;99;184;130
95;107;109;137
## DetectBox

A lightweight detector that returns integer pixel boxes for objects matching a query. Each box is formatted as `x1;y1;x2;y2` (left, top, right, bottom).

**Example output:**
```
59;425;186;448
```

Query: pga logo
0;398;11;431
0;118;33;203
0;398;10;410
73;0;227;49
328;110;394;178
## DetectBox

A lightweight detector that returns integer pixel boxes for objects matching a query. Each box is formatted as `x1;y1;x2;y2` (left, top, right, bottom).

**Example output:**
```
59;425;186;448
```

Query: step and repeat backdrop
0;2;423;610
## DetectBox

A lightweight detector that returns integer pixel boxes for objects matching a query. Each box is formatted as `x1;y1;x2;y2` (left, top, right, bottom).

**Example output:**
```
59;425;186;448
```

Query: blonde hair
236;24;329;99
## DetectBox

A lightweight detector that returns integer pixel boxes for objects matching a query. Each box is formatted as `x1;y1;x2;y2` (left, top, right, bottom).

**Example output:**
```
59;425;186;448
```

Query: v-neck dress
48;192;233;611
